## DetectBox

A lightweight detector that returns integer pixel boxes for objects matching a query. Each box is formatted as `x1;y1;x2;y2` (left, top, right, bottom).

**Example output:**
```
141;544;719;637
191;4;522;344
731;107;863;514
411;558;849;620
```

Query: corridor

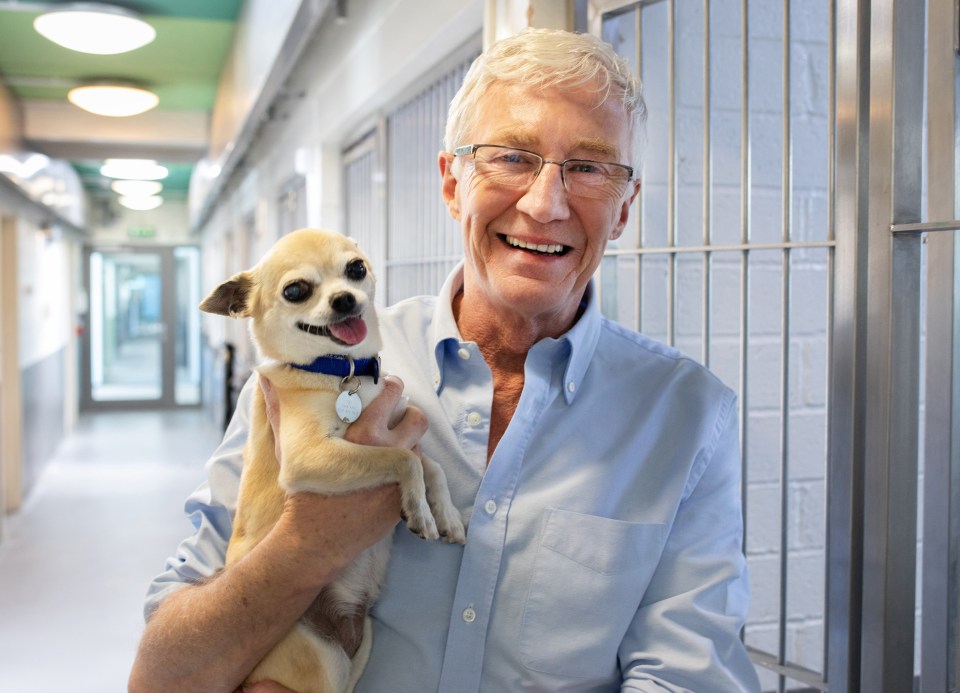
0;409;222;692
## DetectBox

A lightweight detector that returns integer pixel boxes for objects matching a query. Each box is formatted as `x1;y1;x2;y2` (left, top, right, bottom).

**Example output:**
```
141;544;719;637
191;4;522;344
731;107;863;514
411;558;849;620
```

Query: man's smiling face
441;81;640;335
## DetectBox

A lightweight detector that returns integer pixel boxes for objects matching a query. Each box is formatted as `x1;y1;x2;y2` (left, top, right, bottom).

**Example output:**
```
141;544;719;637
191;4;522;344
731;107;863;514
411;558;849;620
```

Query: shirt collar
429;262;602;404
429;262;467;390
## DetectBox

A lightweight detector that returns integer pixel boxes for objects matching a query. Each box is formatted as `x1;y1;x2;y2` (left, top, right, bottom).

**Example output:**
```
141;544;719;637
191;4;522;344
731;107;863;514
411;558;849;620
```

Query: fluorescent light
111;180;163;197
100;159;168;181
119;195;163;211
34;4;156;55
68;84;159;117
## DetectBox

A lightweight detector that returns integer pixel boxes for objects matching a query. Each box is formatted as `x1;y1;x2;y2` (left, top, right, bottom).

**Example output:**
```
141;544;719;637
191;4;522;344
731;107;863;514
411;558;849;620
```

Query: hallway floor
0;408;223;693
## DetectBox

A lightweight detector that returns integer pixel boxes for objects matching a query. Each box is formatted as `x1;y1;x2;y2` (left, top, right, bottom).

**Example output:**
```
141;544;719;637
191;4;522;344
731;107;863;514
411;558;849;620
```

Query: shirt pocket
518;508;667;679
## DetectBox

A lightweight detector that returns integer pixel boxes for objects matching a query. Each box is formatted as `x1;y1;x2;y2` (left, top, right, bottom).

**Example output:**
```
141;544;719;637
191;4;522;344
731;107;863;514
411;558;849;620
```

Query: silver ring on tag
339;375;361;396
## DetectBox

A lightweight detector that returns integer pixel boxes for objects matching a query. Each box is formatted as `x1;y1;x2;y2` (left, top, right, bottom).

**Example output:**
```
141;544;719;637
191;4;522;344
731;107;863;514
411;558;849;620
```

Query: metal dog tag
336;390;362;423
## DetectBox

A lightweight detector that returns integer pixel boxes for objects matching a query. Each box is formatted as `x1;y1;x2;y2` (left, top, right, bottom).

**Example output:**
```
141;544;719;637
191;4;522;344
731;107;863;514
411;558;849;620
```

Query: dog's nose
330;292;357;314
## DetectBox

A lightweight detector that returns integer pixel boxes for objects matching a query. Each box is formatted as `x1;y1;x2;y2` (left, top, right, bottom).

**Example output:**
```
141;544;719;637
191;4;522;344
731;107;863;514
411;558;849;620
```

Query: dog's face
200;228;382;364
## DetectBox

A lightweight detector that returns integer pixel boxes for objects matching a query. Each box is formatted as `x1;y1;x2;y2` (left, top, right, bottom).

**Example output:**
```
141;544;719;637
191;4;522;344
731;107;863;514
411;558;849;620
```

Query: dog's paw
401;496;440;541
431;503;466;544
407;514;440;541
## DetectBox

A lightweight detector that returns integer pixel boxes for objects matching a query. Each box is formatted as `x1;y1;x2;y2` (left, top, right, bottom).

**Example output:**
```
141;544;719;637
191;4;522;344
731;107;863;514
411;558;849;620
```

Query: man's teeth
505;235;565;255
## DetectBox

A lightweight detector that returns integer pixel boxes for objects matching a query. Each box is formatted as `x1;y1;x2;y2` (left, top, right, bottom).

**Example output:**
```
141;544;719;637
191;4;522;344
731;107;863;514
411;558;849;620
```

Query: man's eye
567;161;603;175
495;152;534;167
346;259;367;281
282;280;312;303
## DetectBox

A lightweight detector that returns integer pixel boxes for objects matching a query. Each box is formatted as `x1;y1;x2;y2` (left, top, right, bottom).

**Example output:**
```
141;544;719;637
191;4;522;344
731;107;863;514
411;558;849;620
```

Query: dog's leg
344;617;373;693
420;455;466;544
280;434;439;540
247;622;351;693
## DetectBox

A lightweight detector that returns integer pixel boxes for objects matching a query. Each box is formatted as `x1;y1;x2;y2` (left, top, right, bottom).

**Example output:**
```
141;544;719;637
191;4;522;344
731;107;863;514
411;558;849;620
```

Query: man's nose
516;161;570;222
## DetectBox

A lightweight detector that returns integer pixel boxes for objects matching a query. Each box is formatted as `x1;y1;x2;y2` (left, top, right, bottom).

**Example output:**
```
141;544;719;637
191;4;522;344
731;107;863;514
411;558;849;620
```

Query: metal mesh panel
344;133;387;297
384;55;477;304
343;54;478;305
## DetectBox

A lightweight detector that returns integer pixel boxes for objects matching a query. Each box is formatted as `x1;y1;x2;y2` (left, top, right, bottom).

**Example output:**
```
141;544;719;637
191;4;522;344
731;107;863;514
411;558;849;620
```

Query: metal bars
384;54;475;303
825;0;868;687
343;51;478;305
594;1;834;689
858;0;924;689
343;126;387;304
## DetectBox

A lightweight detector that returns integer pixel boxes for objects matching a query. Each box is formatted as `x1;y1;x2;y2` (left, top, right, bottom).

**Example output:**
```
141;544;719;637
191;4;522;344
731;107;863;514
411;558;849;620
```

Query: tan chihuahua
200;228;465;693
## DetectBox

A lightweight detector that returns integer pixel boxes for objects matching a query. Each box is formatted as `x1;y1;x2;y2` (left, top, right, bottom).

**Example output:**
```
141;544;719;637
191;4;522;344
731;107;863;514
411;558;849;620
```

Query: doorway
80;245;201;410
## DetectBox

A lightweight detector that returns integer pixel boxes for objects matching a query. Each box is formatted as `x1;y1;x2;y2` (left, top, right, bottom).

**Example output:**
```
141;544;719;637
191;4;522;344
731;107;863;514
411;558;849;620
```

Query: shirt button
484;499;497;515
567;381;576;393
462;607;477;623
466;411;482;426
457;347;471;360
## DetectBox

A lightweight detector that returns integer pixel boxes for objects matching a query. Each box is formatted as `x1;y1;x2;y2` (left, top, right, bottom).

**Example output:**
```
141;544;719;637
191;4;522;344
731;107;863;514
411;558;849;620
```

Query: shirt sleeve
142;374;256;620
619;393;761;692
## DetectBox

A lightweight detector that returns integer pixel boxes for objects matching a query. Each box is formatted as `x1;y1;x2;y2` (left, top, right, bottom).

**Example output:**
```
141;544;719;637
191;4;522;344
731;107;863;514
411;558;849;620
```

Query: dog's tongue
329;317;367;346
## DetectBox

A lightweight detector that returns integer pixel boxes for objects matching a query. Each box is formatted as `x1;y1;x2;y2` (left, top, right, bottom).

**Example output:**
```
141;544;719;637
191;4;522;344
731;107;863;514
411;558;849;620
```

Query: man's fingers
389;403;428;447
345;375;428;450
365;375;404;417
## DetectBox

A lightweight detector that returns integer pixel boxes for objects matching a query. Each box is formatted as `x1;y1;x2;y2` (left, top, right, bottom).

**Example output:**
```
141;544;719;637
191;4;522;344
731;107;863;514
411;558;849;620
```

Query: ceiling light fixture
68;83;159;117
111;179;163;197
100;159;168;181
33;3;156;55
118;195;163;212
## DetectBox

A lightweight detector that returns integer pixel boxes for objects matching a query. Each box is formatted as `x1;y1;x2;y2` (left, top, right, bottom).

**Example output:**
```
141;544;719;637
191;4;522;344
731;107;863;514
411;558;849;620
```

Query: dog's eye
346;259;367;281
282;280;312;303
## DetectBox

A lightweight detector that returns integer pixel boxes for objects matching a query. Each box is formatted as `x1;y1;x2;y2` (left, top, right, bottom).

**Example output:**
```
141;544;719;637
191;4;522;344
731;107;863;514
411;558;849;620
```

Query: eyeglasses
454;144;634;200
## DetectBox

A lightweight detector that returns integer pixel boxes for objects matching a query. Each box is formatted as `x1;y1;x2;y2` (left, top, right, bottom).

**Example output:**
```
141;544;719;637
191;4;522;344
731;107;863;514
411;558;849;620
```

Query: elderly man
129;28;760;693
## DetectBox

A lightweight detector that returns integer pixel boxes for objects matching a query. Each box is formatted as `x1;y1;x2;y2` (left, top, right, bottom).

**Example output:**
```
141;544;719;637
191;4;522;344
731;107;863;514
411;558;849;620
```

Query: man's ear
611;179;641;241
199;271;255;317
439;151;461;221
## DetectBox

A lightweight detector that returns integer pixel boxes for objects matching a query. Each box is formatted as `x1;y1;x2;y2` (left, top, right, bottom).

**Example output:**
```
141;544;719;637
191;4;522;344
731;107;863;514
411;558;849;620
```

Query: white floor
0;409;223;693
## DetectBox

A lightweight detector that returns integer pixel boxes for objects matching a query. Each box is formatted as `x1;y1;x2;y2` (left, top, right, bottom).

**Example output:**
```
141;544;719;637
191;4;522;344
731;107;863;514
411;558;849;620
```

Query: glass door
81;245;201;409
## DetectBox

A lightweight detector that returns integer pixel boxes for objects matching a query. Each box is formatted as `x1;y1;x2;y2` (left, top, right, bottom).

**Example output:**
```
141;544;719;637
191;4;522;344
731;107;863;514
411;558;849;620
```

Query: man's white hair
444;28;647;169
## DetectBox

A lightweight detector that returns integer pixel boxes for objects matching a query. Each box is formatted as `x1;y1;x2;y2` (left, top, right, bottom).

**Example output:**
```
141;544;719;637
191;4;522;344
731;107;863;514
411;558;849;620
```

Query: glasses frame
453;144;634;197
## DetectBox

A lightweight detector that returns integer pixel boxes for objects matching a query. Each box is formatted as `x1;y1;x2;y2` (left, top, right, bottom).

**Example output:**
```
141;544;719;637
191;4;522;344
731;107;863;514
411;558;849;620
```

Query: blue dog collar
290;355;380;384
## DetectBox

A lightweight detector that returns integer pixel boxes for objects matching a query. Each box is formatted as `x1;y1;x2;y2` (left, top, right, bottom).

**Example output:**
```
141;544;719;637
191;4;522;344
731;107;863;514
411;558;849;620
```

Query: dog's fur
200;228;465;693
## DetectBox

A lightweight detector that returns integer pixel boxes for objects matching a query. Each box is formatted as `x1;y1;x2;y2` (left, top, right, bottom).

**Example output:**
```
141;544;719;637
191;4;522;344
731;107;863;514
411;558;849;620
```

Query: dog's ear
200;272;255;317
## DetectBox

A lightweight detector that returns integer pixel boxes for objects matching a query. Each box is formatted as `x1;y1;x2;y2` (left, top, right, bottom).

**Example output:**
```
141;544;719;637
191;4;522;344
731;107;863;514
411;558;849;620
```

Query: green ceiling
0;0;245;197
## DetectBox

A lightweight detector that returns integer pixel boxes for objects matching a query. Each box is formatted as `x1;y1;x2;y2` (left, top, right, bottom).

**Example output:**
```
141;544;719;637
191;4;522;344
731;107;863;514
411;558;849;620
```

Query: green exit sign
128;226;157;238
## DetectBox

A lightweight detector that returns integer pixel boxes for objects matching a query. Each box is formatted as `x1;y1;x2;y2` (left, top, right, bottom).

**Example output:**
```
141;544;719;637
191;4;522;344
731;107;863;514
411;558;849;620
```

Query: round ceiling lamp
67;83;159;117
34;4;156;55
100;159;168;181
118;195;163;211
110;179;163;197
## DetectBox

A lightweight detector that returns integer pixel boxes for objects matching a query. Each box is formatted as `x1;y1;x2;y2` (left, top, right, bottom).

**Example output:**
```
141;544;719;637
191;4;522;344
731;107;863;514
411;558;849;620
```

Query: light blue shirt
146;265;760;692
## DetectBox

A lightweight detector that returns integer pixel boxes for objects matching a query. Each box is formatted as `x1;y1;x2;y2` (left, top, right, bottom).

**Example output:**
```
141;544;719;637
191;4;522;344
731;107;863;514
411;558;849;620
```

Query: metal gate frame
793;0;959;690
917;1;960;691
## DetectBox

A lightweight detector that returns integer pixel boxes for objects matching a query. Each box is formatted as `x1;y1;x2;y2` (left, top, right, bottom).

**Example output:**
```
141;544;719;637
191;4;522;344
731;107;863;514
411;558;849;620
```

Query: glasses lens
472;146;540;186
563;160;630;199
